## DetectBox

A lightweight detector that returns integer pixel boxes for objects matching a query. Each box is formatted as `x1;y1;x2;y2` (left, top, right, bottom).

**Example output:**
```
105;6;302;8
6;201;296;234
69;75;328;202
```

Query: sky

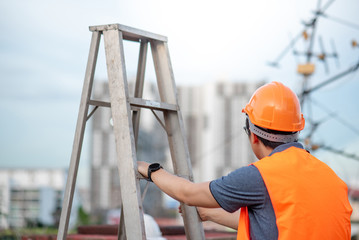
0;0;359;187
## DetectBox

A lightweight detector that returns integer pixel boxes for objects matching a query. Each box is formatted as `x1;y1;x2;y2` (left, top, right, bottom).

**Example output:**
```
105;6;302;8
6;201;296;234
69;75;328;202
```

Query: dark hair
245;117;297;149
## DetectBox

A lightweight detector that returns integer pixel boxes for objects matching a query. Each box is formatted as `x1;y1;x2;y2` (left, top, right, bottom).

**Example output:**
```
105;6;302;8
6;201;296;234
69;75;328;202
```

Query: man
138;81;352;239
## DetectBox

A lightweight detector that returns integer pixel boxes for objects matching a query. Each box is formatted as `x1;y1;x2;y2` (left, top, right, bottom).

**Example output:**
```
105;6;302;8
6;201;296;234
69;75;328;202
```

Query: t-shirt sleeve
209;165;267;213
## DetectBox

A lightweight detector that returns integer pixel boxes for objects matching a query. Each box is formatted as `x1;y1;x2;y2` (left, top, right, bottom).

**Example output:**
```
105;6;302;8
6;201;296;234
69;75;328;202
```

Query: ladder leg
150;40;205;240
132;39;148;142
118;208;126;240
103;29;146;240
118;38;149;240
57;31;101;240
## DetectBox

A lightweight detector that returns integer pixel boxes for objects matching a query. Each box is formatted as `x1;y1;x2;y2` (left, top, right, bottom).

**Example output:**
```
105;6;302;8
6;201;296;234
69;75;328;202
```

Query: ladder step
88;100;111;108
130;97;178;111
88;98;178;112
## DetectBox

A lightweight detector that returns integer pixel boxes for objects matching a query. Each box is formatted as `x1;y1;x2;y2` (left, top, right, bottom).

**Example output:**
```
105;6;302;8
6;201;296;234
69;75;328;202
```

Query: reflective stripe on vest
237;147;352;240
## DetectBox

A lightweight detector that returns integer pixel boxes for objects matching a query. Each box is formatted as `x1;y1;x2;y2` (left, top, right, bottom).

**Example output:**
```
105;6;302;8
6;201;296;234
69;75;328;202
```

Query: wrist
147;163;163;182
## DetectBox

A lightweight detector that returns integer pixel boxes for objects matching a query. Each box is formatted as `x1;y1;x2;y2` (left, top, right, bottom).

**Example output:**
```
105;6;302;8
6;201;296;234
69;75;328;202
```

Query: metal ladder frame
57;23;205;240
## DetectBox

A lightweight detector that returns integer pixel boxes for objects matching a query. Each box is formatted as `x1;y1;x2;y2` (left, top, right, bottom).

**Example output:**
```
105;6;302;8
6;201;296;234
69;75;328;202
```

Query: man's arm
197;207;240;230
138;161;219;208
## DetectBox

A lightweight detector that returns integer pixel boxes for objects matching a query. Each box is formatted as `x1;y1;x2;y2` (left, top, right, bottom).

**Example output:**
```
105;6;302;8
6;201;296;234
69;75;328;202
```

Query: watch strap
148;163;163;182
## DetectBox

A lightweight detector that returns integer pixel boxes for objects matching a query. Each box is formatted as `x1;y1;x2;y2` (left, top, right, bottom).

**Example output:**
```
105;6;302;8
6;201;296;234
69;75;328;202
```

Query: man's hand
137;161;219;208
137;161;150;178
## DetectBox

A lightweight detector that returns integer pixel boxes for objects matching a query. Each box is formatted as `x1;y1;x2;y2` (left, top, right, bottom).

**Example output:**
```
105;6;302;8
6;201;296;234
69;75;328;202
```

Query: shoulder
217;165;263;183
209;165;268;212
210;165;266;195
254;146;306;168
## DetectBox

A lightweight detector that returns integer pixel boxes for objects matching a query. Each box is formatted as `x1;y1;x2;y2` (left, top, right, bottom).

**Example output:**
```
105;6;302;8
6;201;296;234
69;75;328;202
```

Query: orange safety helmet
242;81;305;132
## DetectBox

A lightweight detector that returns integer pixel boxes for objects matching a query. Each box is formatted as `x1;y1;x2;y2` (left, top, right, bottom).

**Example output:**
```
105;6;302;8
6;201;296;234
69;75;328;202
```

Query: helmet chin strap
247;117;299;143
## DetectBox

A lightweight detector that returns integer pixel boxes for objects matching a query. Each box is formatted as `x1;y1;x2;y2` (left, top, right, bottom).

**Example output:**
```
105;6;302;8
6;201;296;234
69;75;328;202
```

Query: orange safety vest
237;147;352;240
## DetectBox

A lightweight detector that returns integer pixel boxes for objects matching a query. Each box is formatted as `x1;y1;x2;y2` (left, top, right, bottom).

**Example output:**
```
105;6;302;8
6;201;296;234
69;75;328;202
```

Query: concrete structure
0;168;67;228
178;80;265;182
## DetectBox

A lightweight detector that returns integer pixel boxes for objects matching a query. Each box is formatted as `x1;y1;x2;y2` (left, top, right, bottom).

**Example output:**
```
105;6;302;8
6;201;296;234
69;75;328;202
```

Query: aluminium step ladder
57;23;205;240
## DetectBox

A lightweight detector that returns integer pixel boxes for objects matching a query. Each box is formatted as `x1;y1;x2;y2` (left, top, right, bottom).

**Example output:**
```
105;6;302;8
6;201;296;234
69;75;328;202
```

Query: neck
258;144;274;159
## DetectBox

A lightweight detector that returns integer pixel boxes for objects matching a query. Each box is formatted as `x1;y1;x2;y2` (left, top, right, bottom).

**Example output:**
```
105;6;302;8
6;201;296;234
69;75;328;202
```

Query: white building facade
0;168;67;228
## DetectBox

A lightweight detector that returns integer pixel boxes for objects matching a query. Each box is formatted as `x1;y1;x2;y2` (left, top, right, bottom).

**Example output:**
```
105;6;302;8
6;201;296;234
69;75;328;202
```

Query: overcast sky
1;0;359;187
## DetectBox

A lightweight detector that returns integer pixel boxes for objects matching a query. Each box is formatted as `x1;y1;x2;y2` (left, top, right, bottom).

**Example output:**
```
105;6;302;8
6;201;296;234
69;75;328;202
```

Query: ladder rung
88;100;111;108
129;97;178;111
88;98;178;112
89;24;168;43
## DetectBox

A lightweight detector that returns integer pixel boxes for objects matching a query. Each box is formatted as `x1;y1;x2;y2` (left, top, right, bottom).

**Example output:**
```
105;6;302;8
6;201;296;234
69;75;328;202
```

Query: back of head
242;81;305;147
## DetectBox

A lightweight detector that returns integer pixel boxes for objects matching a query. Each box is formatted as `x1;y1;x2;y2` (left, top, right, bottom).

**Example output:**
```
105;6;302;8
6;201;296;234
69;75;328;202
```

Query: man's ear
251;132;259;144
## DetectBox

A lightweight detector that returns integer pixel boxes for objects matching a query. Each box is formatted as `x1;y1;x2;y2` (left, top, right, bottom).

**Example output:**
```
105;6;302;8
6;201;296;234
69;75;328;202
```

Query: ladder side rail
150;40;205;240
57;31;101;240
103;29;146;240
132;39;148;143
118;37;148;240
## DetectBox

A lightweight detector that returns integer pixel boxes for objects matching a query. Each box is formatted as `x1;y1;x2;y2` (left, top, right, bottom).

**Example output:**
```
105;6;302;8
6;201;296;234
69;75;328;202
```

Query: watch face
148;163;162;182
150;163;161;170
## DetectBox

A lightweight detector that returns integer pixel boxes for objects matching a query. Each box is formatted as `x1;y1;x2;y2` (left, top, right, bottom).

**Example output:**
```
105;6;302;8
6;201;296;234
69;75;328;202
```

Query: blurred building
89;79;264;219
0;168;68;228
178;80;264;182
90;81;122;215
90;80;168;219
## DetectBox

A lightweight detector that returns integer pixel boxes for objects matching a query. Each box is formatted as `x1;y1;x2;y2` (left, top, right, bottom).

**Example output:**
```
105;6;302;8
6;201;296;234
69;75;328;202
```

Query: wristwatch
147;163;163;182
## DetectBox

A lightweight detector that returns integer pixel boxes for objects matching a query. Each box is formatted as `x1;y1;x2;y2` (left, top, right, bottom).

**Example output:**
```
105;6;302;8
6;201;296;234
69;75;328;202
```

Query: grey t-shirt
209;142;304;240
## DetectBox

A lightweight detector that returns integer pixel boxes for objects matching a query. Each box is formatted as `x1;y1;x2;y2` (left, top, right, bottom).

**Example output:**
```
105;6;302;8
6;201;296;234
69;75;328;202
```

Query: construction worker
138;81;352;239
